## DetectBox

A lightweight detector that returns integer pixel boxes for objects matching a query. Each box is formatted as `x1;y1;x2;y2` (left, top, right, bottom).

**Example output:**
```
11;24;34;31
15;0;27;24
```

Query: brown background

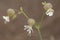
0;0;60;40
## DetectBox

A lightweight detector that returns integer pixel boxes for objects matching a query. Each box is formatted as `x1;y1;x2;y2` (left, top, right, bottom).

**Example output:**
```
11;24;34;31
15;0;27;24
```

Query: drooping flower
42;1;54;16
24;18;35;36
3;16;10;24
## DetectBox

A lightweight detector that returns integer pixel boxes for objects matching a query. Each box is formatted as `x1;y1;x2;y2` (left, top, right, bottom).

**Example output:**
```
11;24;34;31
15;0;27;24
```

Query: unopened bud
20;7;23;11
42;1;47;5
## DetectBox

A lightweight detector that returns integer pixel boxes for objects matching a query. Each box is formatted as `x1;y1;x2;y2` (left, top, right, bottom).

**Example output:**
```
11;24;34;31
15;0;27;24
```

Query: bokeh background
0;0;60;40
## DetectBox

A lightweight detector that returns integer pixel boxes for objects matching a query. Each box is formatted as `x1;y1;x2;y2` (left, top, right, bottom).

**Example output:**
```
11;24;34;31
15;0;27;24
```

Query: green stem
39;13;45;26
38;29;43;40
21;10;29;19
19;7;29;19
38;13;45;40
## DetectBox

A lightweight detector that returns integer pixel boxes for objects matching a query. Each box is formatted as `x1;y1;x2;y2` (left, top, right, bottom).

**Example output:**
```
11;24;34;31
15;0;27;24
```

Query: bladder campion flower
24;18;35;36
42;2;54;16
3;8;17;24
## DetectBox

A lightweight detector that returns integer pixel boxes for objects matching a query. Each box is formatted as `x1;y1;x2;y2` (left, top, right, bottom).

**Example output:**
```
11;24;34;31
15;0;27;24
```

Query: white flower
46;8;54;16
3;16;10;24
24;25;33;36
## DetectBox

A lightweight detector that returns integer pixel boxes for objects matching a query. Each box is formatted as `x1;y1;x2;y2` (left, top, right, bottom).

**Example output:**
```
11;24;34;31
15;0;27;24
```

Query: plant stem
39;13;45;26
38;13;45;40
38;29;43;40
21;10;29;19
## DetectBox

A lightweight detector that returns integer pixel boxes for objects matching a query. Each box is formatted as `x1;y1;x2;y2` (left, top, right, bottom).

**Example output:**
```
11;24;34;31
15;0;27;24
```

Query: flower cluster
2;1;54;38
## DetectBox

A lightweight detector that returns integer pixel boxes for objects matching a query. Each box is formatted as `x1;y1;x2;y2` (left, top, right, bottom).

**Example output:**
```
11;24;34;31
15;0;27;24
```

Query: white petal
46;8;54;16
24;25;29;30
46;11;49;15
24;25;29;28
3;16;10;23
46;11;54;16
24;25;33;36
24;27;27;30
24;25;27;27
27;29;30;32
48;12;53;16
28;30;31;34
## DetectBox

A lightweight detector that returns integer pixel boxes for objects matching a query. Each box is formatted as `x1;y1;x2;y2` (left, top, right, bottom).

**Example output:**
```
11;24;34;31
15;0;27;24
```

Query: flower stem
19;7;29;19
38;29;43;40
38;13;45;40
39;13;45;26
21;11;29;19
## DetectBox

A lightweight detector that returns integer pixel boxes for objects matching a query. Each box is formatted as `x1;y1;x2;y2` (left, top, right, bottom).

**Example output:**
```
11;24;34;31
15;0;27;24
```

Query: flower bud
27;18;35;26
20;7;23;11
42;1;47;6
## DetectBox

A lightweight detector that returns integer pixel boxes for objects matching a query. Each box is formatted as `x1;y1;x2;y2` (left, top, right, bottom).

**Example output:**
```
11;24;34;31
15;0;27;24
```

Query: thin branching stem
38;13;45;40
39;13;45;26
38;29;43;40
21;10;29;19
